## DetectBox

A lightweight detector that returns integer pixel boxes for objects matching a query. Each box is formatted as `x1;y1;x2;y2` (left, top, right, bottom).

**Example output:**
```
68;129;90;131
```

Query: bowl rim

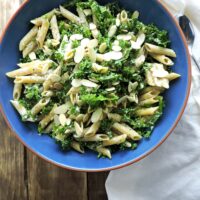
0;0;192;172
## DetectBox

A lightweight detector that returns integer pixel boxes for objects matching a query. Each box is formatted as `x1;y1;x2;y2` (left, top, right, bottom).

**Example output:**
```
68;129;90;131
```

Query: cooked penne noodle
14;76;45;84
96;146;111;159
22;40;37;58
43;122;54;134
112;123;142;141
31;9;56;26
103;134;127;147
74;122;84;138
6;65;43;78
10;100;27;116
13;83;22;100
140;86;164;95
50;15;61;42
120;10;128;22
139;97;159;106
79;134;109;142
84;122;101;137
107;113;122;122
150;53;174;66
139;90;160;101
60;6;81;24
164;73;181;81
71;141;85;153
76;7;88;26
42;90;54;97
39;105;56;129
19;26;38;51
18;60;40;68
18;60;53;73
145;43;176;57
36;19;50;48
136;107;159;116
31;98;50;115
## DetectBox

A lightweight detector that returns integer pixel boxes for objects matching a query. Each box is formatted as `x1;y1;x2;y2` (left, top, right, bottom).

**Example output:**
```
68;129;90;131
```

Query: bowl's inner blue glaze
0;0;189;170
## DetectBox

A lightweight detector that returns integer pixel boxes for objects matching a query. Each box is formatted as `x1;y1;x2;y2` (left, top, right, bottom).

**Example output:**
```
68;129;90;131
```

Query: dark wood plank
88;172;109;200
0;114;27;200
27;151;88;200
0;1;28;200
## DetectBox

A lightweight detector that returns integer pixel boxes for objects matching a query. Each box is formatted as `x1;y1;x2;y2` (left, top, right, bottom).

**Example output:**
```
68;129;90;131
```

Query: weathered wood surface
0;1;108;200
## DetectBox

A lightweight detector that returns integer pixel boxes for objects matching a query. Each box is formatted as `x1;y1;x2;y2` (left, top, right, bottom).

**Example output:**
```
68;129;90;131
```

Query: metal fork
179;15;200;71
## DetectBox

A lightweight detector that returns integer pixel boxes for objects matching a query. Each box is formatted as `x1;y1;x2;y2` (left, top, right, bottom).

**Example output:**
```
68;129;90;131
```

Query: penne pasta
22;40;37;58
164;73;181;81
136;107;159;116
112;123;142;141
78;134;109;142
150;53;174;66
39;105;56;129
103;134;127;147
31;9;57;26
36;19;50;48
139;90;160;101
145;43;176;57
13;83;22;100
107;113;122;122
10;100;27;117
43;122;54;134
6;65;43;78
14;76;46;84
120;10;128;22
18;60;40;68
96;146;111;159
84;122;101;138
71;141;85;153
76;7;88;26
60;6;81;24
19;26;38;51
50;15;61;42
42;90;54;97
31;98;50;115
139;97;159;106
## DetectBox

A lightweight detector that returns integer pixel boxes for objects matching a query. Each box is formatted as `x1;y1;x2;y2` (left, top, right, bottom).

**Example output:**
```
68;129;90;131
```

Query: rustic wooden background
0;1;109;199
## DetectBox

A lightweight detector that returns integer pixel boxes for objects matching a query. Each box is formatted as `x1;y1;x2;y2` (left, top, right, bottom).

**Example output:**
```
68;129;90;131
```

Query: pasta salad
6;0;180;159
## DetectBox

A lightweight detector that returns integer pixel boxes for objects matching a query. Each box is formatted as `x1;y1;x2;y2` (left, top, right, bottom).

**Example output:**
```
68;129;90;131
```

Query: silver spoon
179;15;200;71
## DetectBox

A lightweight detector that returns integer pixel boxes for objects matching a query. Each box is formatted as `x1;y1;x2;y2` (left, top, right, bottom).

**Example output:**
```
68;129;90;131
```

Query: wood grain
0;1;27;200
0;1;108;200
88;172;109;200
27;152;87;200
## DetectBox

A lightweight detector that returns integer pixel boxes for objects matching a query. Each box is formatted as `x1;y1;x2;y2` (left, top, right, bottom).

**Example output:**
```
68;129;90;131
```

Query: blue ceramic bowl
0;0;191;171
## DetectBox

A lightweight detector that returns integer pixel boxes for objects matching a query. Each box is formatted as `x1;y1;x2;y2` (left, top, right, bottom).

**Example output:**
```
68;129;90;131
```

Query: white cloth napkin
106;1;200;200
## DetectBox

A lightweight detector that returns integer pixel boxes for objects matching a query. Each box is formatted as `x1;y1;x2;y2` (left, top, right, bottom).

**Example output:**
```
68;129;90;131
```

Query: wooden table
0;1;109;199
